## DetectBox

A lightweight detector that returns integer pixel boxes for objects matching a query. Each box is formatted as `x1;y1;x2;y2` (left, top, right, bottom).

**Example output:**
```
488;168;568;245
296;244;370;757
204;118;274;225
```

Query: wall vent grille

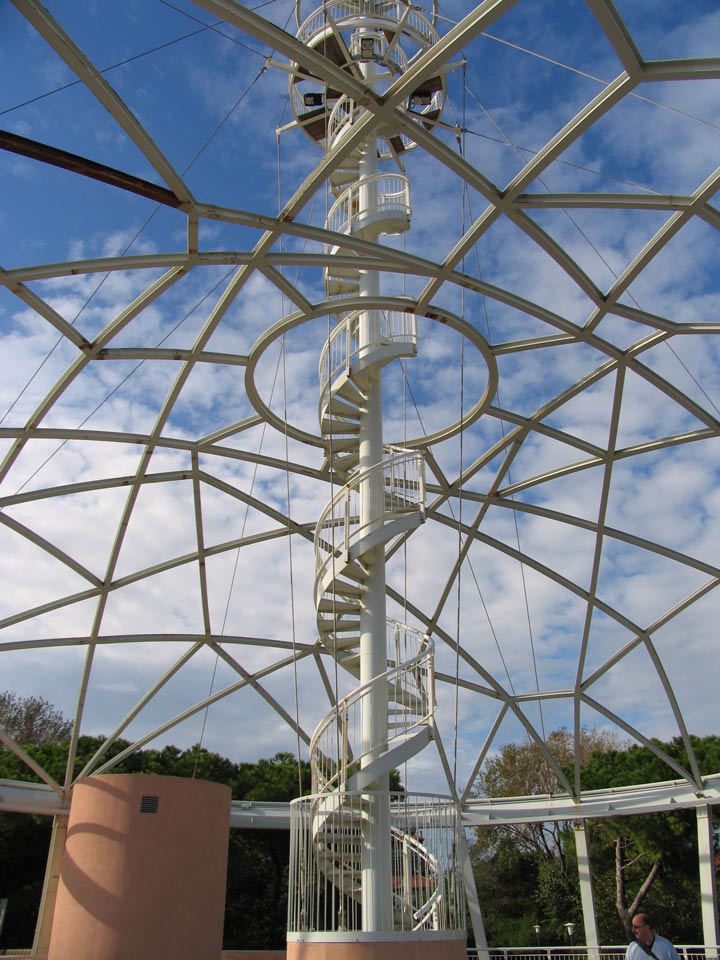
140;795;159;814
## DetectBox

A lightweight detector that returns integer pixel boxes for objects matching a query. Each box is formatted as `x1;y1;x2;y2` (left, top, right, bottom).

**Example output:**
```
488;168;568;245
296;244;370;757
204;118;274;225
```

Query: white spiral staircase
311;289;440;931
287;0;465;939
307;623;440;931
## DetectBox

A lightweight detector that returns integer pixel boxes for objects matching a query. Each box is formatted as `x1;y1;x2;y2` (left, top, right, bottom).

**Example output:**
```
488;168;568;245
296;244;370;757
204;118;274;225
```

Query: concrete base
222;954;287;960
287;936;466;960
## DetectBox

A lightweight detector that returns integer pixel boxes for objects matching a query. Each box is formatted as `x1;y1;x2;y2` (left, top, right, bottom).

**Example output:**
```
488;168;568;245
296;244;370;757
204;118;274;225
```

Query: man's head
632;914;654;946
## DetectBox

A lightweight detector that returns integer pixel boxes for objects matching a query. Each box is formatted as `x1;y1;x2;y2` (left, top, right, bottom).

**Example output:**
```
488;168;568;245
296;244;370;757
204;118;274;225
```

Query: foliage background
469;731;720;947
1;695;718;951
0;737;309;951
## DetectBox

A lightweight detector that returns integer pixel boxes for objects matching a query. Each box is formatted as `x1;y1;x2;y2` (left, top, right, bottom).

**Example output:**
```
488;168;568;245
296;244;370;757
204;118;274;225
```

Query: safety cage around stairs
288;791;466;934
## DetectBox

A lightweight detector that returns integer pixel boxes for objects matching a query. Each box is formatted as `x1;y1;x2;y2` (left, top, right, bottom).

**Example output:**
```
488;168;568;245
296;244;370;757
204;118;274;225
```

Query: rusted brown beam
0;129;183;208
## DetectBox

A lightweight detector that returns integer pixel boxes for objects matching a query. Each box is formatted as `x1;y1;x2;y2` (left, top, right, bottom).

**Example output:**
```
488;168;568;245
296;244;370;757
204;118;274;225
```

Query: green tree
580;736;720;941
470;726;625;945
0;812;51;951
0;735;313;952
475;727;623;870
224;752;311;949
0;692;73;951
0;690;72;744
470;731;720;947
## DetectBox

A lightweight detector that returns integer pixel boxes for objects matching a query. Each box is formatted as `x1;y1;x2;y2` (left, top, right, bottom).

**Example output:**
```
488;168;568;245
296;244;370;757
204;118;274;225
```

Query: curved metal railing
310;621;433;793
289;792;465;933
326;173;411;238
319;309;417;402
297;1;439;53
314;447;425;612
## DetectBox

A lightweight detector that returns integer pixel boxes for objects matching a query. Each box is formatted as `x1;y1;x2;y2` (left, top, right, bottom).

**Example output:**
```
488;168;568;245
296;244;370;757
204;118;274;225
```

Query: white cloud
1;0;718;809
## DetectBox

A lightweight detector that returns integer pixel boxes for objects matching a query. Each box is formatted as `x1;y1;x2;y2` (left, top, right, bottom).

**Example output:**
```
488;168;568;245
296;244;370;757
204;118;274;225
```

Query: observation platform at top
3;772;720;824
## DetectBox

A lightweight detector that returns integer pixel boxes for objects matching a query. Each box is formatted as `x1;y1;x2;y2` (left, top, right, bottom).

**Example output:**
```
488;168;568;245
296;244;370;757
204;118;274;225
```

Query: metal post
574;821;600;957
32;814;68;959
355;36;392;933
696;805;719;954
458;825;489;959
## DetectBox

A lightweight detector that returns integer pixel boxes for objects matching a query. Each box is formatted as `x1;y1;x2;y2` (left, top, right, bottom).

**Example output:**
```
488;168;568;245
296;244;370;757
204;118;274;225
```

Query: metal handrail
314;447;425;601
468;950;717;960
297;1;438;52
309;645;433;793
326;172;410;237
310;624;433;793
288;791;464;934
319;309;417;402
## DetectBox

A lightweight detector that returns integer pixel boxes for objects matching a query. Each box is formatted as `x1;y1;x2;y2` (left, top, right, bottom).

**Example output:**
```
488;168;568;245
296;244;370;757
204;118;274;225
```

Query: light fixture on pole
563;922;576;946
360;36;375;59
351;33;378;61
303;93;324;108
533;924;541;947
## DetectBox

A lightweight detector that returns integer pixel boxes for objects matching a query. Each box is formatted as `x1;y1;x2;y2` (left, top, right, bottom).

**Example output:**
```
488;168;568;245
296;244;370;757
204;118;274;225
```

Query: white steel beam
463;773;720;825
7;773;718;827
696;806;720;953
574;823;600;952
10;0;193;204
0;779;291;828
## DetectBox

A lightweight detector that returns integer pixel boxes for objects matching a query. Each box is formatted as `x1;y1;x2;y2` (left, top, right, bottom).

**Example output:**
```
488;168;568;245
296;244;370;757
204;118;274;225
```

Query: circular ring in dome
245;296;498;450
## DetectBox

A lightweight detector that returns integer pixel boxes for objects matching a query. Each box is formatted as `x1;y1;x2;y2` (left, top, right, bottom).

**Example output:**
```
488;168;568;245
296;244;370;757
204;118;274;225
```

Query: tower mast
286;3;466;958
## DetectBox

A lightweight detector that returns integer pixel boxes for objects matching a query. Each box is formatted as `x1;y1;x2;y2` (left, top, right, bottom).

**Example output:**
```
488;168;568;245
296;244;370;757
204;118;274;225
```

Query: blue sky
1;0;719;799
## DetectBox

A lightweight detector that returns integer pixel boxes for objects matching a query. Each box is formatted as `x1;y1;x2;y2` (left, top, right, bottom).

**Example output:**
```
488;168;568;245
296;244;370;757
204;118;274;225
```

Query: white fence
288;791;465;934
468;948;717;960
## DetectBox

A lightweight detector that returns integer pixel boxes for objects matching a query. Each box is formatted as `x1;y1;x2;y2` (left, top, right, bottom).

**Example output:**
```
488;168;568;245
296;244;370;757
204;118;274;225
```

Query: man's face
632;920;654;945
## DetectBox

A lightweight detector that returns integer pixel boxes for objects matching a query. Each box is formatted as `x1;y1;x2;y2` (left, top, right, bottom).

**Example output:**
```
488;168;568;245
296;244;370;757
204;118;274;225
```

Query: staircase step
317;598;360;614
388;704;423;720
317;835;363;851
324;453;359;474
320;417;360;435
330;179;359;199
317;622;360;643
326;277;360;296
325;458;359;478
329;165;359;190
320;579;365;600
325;256;361;278
342;560;368;580
316;835;363;850
388;716;424;733
328;453;359;476
322;637;360;654
335;378;365;404
317;565;367;600
332;583;364;599
315;861;361;880
325;396;361;419
338;652;360;673
322;437;359;453
383;493;417;512
389;689;424;711
319;618;361;634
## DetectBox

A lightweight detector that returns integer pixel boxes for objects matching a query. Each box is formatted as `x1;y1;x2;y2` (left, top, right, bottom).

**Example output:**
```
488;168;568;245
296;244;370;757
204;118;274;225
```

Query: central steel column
356;37;393;933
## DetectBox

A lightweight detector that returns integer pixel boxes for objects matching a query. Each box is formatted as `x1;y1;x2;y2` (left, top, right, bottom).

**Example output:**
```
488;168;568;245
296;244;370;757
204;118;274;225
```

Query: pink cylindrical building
47;773;231;960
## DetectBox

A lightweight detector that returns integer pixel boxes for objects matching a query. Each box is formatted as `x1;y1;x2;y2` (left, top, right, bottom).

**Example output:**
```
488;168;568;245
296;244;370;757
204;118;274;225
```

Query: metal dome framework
1;0;720;923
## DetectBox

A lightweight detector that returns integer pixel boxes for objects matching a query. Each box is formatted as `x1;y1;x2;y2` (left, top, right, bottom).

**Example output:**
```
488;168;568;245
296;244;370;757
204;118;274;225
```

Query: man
626;914;680;960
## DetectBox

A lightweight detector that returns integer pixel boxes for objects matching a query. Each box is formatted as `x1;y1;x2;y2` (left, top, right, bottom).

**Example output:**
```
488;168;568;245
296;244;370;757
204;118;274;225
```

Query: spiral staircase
286;0;466;944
